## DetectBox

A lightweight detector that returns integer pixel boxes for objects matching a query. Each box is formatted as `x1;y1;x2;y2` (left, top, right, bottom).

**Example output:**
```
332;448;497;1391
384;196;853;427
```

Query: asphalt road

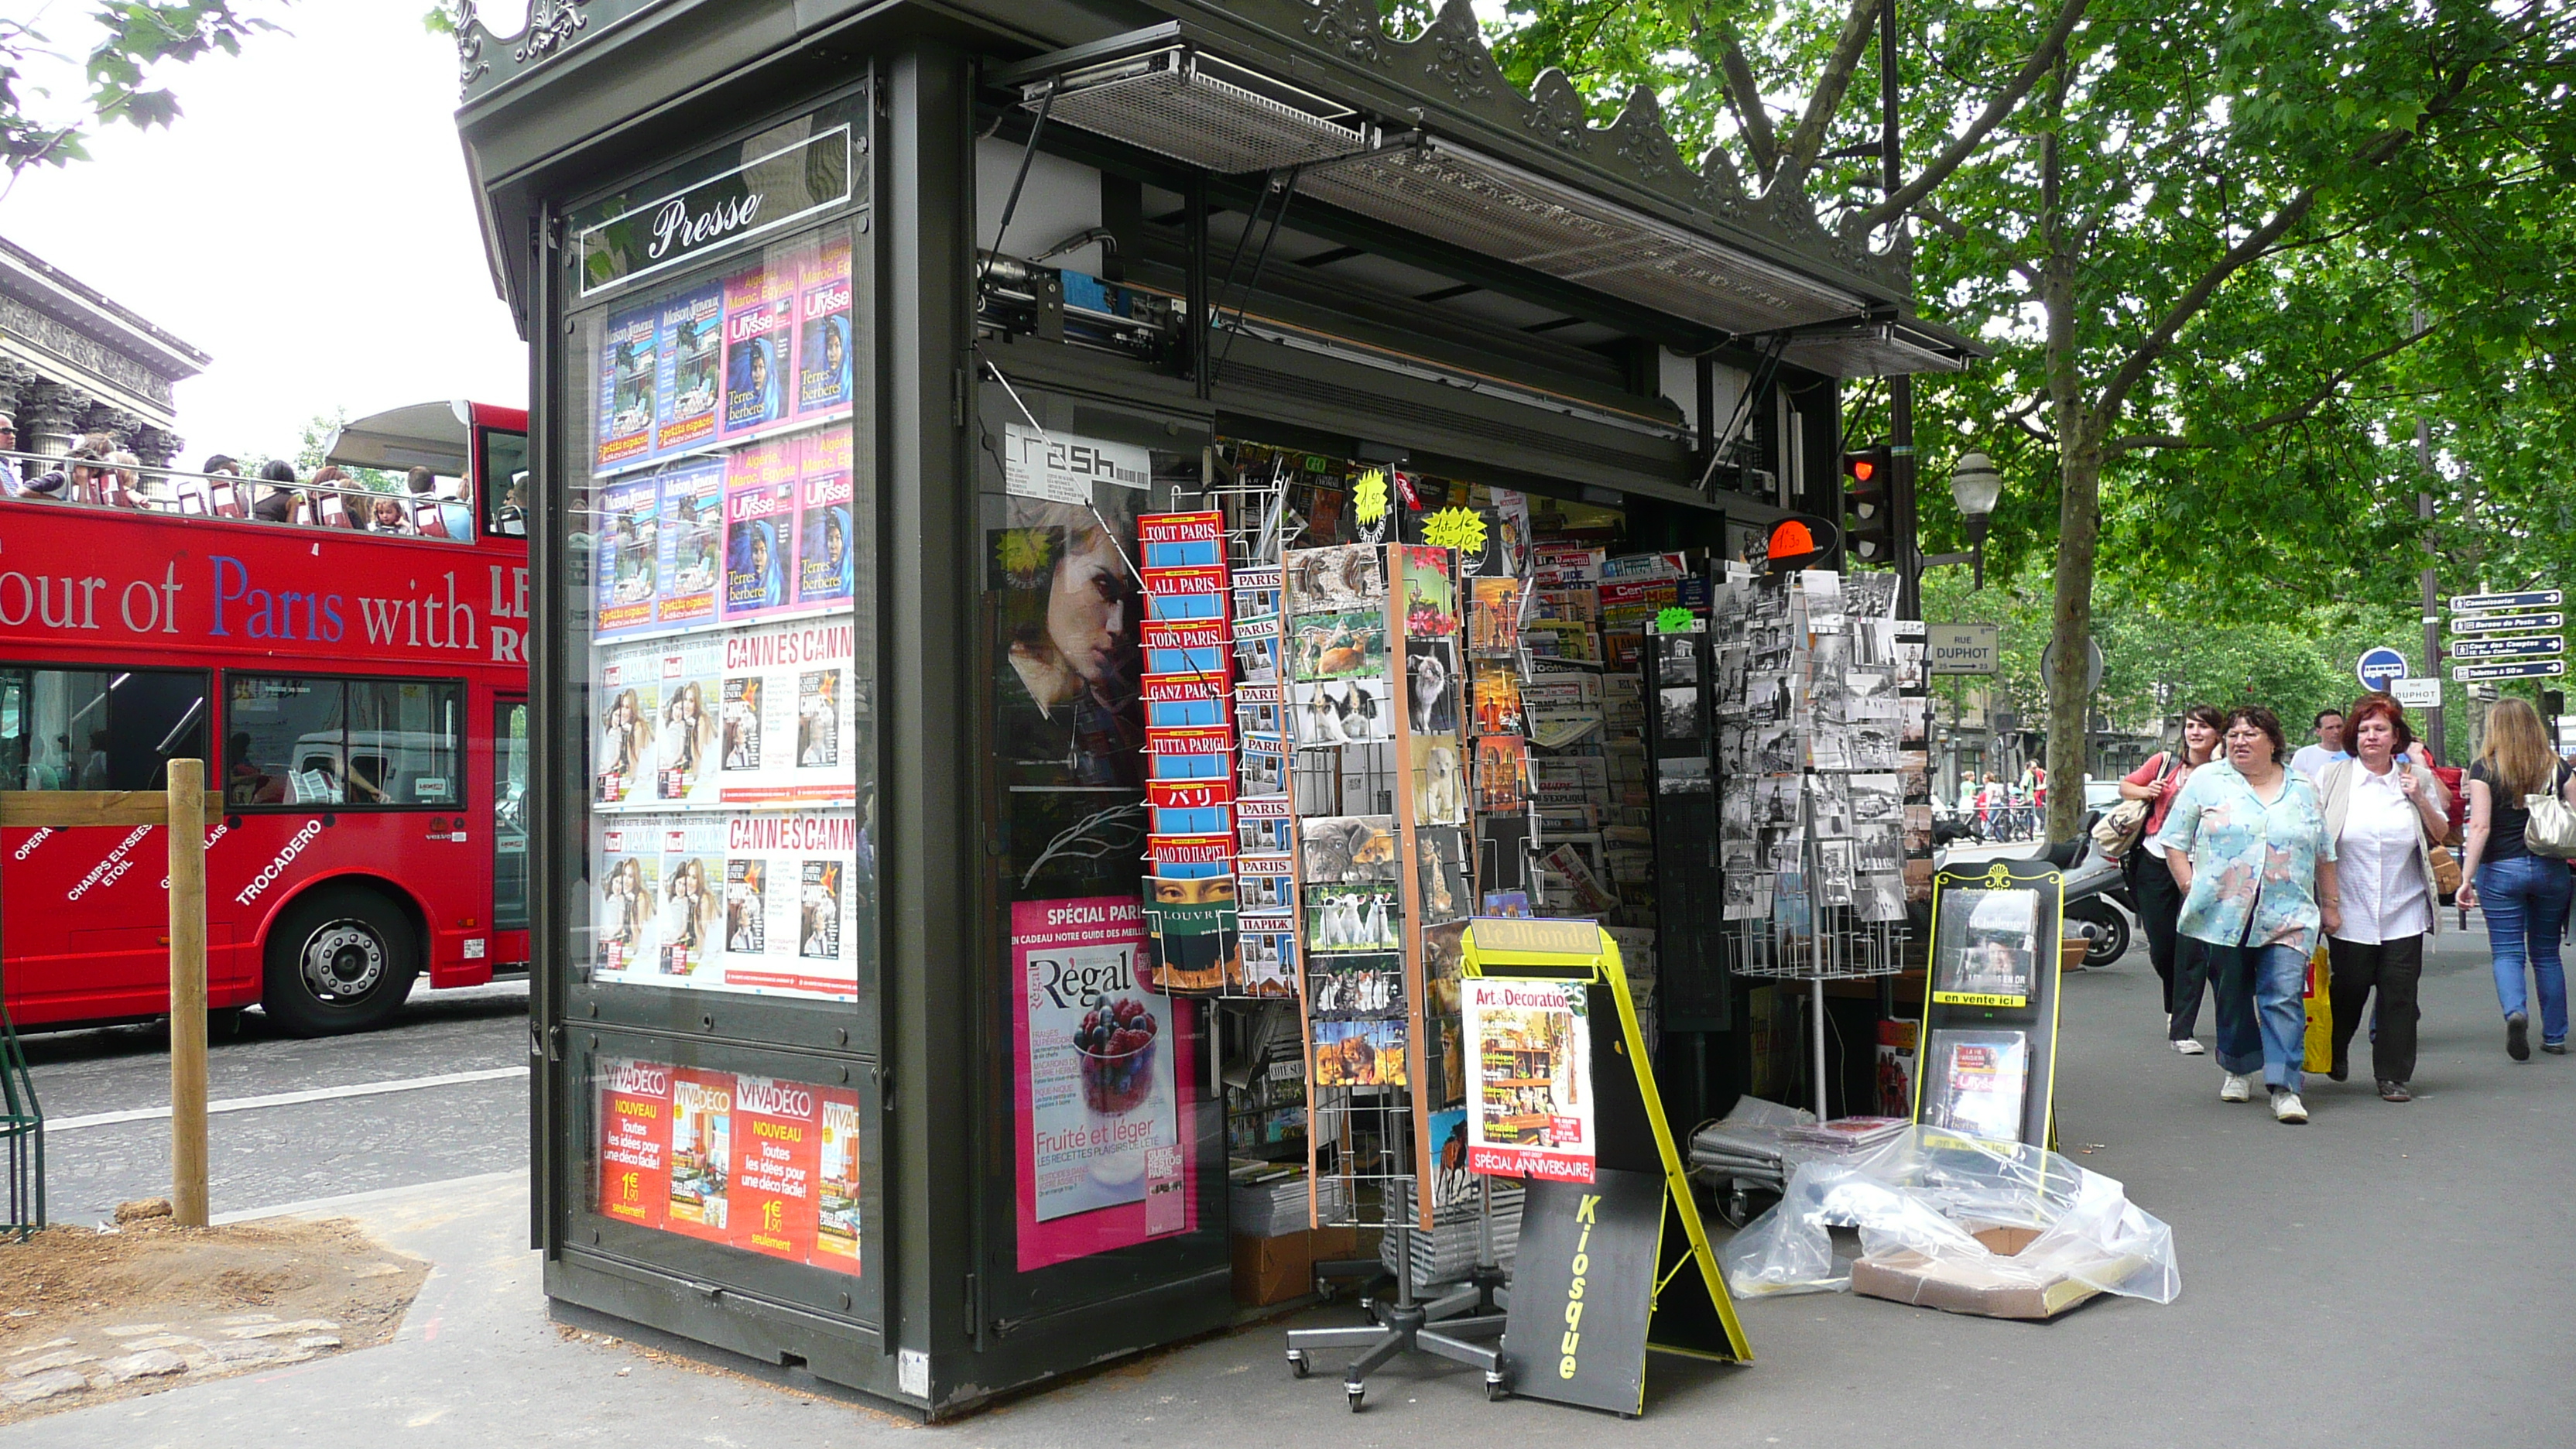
19;982;529;1222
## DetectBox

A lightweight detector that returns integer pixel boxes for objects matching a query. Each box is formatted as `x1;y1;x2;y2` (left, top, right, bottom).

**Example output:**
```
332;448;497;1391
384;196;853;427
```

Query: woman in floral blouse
2153;704;2340;1124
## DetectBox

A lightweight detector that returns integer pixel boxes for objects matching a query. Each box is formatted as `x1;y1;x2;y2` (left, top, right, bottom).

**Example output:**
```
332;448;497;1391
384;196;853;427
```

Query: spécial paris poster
1012;898;1196;1269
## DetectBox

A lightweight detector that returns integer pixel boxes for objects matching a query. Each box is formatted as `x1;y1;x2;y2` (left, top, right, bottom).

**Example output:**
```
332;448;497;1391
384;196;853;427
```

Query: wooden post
167;760;208;1227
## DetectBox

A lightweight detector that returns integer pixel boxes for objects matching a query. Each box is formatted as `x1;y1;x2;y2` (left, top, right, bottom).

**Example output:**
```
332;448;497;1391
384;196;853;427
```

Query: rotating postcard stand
1279;539;1505;1410
1913;861;2069;1149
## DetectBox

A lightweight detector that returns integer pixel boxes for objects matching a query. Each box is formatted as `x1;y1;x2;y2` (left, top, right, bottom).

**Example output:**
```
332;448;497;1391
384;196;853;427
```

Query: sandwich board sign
1460;918;1750;1416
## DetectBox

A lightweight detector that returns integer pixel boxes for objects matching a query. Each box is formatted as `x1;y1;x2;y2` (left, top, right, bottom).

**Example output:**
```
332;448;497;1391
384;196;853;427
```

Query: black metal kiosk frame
456;0;1970;1420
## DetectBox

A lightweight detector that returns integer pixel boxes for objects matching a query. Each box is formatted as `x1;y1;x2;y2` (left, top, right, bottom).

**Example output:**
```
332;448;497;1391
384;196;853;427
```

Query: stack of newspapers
1228;1163;1348;1238
1686;1097;1818;1192
1379;1181;1524;1286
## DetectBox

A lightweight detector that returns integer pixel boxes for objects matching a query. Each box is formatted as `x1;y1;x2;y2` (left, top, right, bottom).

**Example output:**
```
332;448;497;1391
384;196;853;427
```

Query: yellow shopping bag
2303;945;2334;1073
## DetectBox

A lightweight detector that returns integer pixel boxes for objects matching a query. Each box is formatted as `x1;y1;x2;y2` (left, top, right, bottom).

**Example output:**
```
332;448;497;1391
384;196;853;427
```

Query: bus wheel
262;887;420;1036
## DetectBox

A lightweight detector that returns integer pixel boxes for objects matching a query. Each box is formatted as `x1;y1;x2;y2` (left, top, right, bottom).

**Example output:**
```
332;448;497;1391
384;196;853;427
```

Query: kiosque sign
1929;622;2000;675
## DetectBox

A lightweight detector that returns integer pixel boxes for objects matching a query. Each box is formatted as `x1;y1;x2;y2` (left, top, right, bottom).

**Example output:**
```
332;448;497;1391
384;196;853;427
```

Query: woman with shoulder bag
2121;705;2224;1051
2317;694;2448;1101
2458;697;2576;1060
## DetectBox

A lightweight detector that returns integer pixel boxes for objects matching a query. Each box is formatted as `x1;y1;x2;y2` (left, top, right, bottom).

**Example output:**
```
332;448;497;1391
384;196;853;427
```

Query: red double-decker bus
0;401;530;1034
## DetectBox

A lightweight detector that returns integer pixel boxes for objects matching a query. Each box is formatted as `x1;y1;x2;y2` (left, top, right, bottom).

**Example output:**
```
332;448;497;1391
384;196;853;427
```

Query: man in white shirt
2290;709;2349;781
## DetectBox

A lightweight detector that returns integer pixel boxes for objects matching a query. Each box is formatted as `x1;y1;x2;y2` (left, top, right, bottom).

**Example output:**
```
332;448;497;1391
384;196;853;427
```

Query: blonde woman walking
2458;697;2576;1060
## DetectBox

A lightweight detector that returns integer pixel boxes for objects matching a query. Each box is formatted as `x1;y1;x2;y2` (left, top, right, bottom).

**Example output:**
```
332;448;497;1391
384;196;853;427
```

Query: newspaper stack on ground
1780;1115;1912;1158
1685;1095;1817;1191
1379;1182;1524;1286
1228;1164;1347;1238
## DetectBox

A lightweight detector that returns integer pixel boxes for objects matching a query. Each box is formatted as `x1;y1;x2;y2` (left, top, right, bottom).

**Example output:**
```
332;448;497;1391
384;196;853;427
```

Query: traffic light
1842;444;1895;565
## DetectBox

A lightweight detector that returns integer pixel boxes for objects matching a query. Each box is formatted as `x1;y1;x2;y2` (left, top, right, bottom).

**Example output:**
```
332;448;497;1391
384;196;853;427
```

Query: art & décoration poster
1463;976;1597;1184
1012;897;1194;1269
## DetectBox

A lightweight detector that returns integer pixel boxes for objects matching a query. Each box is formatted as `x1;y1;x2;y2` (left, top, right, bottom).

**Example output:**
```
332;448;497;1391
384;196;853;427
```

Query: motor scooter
1938;810;2133;966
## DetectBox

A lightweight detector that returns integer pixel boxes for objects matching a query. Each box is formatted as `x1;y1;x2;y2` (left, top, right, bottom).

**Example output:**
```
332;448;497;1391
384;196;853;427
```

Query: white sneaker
2172;1038;2205;1056
2272;1091;2308;1124
2220;1073;2252;1102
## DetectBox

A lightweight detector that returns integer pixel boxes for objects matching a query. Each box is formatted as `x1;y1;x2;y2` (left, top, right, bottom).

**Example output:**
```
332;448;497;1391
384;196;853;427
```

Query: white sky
1;1;528;465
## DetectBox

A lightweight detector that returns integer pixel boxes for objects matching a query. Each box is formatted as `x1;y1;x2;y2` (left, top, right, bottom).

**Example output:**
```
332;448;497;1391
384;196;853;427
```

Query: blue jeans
2476;855;2573;1045
2204;940;2311;1091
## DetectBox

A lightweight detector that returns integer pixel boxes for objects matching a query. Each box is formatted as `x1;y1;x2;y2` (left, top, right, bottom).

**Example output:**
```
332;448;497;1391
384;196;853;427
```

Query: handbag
2091;753;2179;859
2526;788;2576;858
2427;844;2465;896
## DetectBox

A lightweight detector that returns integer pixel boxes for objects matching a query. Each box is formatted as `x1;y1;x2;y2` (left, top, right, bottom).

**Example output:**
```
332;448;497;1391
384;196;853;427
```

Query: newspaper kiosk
456;0;1967;1419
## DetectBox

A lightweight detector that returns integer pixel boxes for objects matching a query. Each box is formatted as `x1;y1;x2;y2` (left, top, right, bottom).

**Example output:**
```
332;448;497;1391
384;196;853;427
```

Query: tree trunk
2046;439;2103;842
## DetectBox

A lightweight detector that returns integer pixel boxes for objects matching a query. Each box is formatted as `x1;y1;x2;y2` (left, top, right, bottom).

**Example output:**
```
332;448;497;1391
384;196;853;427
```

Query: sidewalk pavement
14;934;2575;1448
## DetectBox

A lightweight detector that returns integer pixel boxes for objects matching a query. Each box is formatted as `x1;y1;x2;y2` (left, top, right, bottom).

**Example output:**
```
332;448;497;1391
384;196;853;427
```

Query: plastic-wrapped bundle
1718;1125;2180;1311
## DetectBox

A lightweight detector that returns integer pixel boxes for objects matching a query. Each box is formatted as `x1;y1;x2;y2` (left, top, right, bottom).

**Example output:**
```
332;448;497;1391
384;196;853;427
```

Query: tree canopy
0;2;277;185
1457;0;2574;830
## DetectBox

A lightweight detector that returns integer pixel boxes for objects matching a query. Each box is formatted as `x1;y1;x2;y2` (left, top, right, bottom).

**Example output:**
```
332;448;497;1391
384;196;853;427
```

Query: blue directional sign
2450;589;2562;612
2356;646;2410;690
2449;635;2564;661
2453;659;2567;683
2451;611;2564;637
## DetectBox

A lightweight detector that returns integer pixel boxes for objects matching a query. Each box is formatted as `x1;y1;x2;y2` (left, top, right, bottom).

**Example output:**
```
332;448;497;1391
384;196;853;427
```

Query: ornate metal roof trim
1191;0;1910;300
456;0;659;102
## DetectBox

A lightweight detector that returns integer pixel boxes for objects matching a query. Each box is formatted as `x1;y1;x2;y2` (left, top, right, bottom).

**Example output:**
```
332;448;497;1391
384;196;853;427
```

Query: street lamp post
1951;450;2003;590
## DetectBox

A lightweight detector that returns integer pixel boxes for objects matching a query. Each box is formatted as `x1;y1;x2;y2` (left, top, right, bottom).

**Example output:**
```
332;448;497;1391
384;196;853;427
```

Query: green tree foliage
1464;0;2573;834
0;3;280;183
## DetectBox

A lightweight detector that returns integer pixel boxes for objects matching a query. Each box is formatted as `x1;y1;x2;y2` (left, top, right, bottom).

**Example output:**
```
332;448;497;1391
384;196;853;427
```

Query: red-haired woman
2316;694;2449;1101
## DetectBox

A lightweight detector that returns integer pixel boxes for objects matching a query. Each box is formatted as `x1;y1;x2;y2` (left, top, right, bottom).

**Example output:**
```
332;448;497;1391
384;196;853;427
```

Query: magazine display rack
1913;861;2068;1148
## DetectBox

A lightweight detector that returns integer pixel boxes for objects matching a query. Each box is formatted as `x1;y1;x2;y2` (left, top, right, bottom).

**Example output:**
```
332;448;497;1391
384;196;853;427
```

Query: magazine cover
714;615;858;804
1921;1028;2029;1142
1462;976;1594;1182
652;279;724;455
590;824;654;969
728;1074;824;1262
597;1057;672;1230
595;303;659;469
797;427;856;605
594;478;661;638
655;462;724;626
656;814;724;980
1876;1019;1919;1118
666;1066;733;1240
593;645;658;806
654;632;721;805
720;810;862;999
724;857;769;957
814;1086;865;1270
723;437;797;619
795;238;855;417
797;669;841;768
1931;886;2043;1006
1011;899;1184;1253
799;859;844;962
720;259;795;439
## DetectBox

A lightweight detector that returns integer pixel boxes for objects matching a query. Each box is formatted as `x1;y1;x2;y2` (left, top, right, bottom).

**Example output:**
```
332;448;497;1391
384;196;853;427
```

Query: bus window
228;674;462;808
481;428;529;538
0;666;209;791
495;698;529;932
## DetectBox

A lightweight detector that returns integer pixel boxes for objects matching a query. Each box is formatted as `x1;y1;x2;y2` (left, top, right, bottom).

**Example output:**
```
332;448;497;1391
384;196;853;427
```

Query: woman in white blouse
2317;694;2450;1101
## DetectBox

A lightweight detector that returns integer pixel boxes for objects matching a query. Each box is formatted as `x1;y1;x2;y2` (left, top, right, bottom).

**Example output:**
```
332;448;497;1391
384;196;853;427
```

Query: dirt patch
0;1214;427;1424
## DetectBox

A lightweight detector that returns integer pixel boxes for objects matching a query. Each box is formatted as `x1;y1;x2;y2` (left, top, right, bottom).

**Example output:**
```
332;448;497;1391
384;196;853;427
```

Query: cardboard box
1852;1220;2139;1321
1231;1230;1314;1307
